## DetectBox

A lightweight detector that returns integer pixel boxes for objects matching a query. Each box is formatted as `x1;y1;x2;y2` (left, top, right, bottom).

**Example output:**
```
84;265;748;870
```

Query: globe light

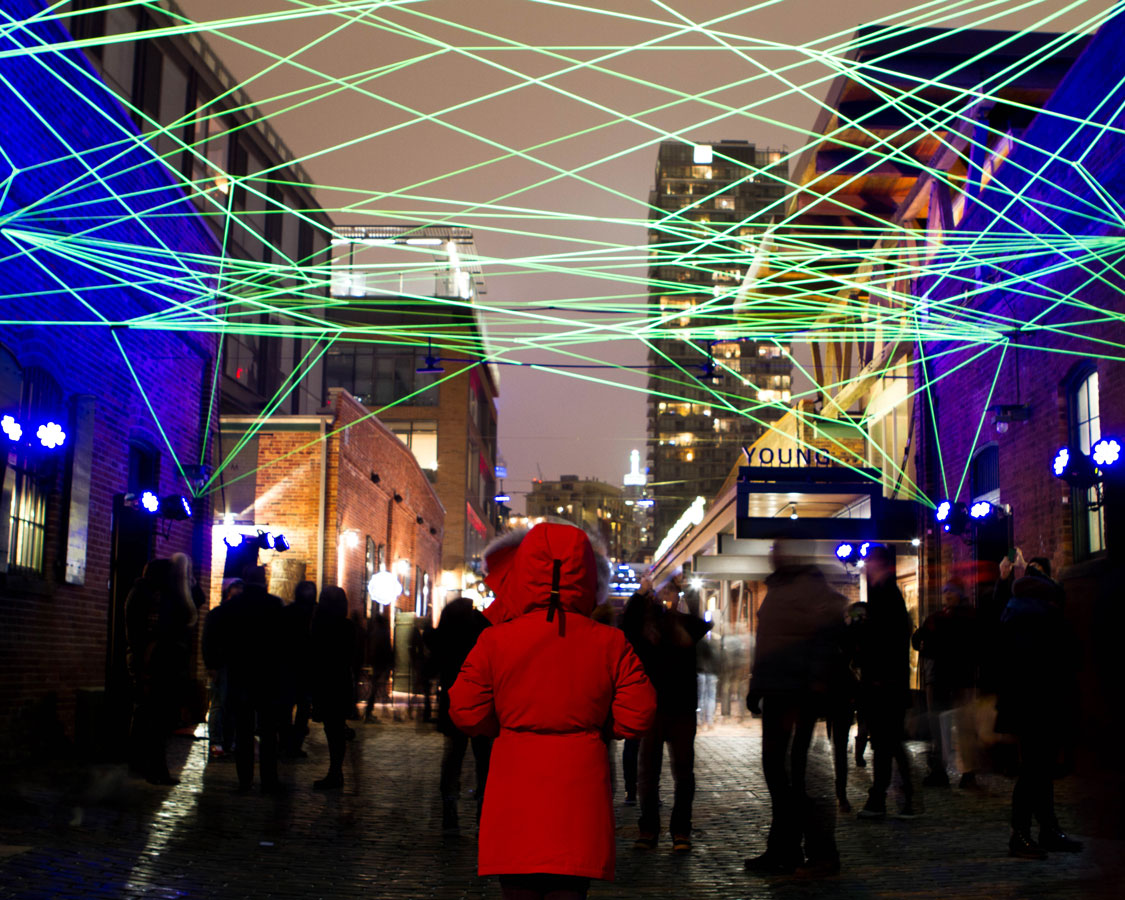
140;491;159;513
36;421;66;449
935;500;951;522
1052;447;1070;477
1;415;21;441
1092;438;1121;468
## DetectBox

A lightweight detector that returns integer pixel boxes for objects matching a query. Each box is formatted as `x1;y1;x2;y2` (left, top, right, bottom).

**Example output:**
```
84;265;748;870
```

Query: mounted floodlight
1052;447;1070;477
859;542;871;559
689;576;704;591
1;414;21;441
416;339;445;374
835;543;854;561
140;491;160;513
789;504;799;520
36;421;66;449
935;500;951;523
1051;445;1099;488
1092;438;1121;468
969;500;993;519
160;495;192;520
272;534;291;552
256;530;275;551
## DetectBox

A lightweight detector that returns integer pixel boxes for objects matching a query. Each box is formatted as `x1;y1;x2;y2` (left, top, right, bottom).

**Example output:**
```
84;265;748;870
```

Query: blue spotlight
140;491;159;513
1052;447;1070;477
859;542;871;559
256;530;275;551
36;421;66;449
935;500;951;523
1092;438;1121;468
835;543;854;561
159;495;192;520
1;415;22;441
273;534;291;552
969;501;993;519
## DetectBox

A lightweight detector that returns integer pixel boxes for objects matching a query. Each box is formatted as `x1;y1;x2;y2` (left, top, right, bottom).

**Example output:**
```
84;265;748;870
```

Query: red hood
483;523;597;624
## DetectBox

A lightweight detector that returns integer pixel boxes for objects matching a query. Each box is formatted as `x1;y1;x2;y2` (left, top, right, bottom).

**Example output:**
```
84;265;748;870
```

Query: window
970;445;1000;506
389;420;438;473
1069;367;1104;556
1;358;63;576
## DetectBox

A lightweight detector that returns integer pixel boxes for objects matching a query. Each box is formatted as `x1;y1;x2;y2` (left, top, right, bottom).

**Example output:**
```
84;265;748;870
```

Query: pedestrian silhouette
125;555;198;785
279;580;316;758
202;577;243;760
855;545;916;820
744;541;847;876
433;591;492;832
997;557;1083;858
623;571;711;852
223;565;284;793
310;585;357;790
449;522;655;899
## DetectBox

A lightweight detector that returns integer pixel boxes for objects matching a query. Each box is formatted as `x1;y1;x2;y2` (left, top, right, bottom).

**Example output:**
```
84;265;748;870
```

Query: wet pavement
1;713;1122;899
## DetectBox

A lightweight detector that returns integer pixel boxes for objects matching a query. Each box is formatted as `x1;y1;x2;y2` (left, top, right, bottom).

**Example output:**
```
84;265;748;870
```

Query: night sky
178;0;1110;510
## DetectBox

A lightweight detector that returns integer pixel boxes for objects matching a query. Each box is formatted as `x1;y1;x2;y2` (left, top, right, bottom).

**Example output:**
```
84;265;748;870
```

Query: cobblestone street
1;715;1122;899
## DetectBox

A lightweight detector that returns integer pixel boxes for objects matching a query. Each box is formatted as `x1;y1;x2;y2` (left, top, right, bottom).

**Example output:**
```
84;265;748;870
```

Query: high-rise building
646;140;790;539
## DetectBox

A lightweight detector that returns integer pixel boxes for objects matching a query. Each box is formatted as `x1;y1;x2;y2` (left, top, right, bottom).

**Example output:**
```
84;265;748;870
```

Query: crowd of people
122;528;1084;899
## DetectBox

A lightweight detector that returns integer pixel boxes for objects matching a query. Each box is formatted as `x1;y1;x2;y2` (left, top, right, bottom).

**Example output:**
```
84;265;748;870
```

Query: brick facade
0;2;221;758
211;391;444;622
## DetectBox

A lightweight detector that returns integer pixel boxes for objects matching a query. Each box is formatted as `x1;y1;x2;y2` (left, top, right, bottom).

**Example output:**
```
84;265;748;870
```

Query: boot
1039;826;1082;852
313;771;343;790
1009;830;1047;859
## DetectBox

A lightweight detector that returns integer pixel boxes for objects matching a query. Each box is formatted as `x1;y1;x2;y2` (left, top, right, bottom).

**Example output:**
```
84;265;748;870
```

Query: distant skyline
178;1;1113;513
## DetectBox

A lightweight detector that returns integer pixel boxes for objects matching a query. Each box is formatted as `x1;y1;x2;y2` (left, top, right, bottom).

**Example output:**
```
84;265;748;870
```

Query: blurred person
826;600;864;812
125;556;198;785
997;557;1082;859
855;545;916;820
433;591;492;832
224;565;285;793
201;577;243;760
624;571;712;852
744;542;848;877
310;585;358;790
912;579;979;788
618;573;655;806
449;522;655;899
279;580;316;758
696;633;719;730
365;607;393;722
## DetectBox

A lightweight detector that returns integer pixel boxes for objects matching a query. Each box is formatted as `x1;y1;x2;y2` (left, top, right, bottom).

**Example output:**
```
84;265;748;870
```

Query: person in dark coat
624;571;712;852
855;544;916;820
223;565;284;793
744;545;848;876
202;577;243;760
279;580;316;757
125;556;198;785
912;579;979;788
450;523;656;900
310;585;357;790
365;608;394;722
433;592;492;832
997;557;1083;859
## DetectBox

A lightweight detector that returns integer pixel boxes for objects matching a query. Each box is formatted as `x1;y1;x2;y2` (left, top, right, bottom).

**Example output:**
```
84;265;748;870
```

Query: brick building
0;2;222;758
214;390;444;623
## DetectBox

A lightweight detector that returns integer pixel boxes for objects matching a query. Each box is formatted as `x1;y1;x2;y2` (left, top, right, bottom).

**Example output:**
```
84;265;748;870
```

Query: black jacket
857;576;913;699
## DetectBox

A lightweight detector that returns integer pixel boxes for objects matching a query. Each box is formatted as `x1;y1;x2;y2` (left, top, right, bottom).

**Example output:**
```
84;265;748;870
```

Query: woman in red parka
449;522;656;900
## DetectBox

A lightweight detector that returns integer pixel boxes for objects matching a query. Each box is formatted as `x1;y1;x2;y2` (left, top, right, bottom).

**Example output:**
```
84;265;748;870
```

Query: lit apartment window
1069;366;1104;556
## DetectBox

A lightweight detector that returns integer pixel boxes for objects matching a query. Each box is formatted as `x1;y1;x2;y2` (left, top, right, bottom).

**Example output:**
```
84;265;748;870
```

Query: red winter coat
449;523;656;880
